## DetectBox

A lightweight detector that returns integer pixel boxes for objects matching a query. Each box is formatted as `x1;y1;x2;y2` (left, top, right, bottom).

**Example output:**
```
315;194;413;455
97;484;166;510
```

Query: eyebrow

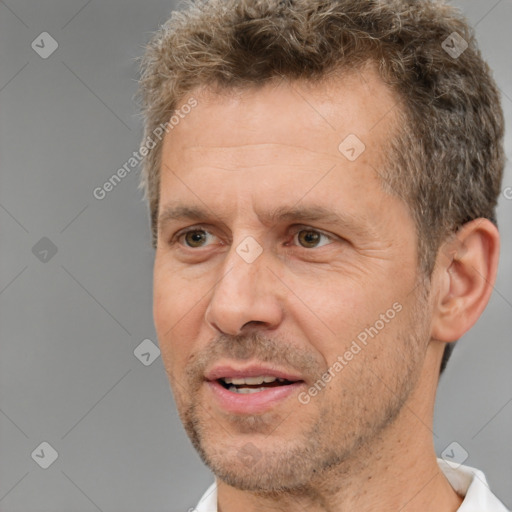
157;203;373;237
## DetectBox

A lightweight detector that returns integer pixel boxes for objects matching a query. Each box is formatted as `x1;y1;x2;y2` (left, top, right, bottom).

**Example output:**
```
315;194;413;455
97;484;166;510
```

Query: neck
216;342;463;512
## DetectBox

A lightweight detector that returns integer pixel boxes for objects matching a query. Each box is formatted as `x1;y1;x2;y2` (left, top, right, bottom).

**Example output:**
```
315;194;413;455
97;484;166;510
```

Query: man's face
153;71;432;491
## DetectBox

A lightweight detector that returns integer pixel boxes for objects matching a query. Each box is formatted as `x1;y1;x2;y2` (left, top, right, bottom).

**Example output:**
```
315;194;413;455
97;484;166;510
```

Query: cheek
153;273;204;372
287;274;380;340
153;263;198;329
289;274;407;374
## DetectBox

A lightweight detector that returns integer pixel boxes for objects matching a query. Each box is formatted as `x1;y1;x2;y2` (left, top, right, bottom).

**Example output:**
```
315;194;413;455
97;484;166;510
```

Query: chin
196;432;341;493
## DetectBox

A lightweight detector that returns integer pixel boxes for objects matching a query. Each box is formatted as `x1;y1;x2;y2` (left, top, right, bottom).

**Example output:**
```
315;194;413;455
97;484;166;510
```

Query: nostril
241;320;266;330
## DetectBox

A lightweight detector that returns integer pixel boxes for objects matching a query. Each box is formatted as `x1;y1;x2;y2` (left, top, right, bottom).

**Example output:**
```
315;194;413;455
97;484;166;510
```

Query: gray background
0;1;510;511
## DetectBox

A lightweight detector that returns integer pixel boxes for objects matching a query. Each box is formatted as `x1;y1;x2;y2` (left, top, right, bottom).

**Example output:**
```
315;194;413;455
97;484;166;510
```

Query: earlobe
430;219;500;342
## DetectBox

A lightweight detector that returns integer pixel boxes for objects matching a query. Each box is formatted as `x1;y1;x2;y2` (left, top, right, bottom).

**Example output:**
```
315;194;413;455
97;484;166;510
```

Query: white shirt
193;458;510;511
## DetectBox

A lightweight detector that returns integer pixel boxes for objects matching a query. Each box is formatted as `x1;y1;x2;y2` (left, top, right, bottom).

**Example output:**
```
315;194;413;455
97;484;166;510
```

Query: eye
176;227;217;248
172;226;335;250
291;228;334;249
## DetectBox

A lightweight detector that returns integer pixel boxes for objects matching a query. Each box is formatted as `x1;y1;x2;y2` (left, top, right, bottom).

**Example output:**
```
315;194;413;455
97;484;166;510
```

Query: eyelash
172;225;335;249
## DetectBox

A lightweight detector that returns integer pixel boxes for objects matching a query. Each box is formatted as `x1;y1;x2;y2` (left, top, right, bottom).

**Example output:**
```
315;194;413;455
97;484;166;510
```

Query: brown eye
183;230;210;247
295;229;332;249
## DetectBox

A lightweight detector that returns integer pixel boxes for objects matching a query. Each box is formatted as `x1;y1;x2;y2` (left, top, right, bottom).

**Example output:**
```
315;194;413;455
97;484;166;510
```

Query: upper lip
204;363;304;382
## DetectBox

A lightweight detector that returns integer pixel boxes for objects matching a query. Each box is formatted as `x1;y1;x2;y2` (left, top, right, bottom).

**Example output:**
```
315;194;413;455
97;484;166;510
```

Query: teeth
228;386;268;394
224;376;284;385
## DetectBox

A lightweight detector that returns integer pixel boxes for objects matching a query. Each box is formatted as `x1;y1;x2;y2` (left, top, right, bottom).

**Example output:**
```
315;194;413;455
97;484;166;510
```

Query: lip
204;363;306;415
205;379;305;415
204;364;303;382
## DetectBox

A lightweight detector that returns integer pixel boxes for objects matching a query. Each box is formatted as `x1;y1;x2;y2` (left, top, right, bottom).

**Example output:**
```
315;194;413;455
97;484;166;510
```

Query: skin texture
153;68;500;511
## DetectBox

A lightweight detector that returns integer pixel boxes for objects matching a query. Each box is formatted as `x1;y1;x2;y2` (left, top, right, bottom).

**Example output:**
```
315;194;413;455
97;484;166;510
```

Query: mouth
217;375;299;394
204;364;306;414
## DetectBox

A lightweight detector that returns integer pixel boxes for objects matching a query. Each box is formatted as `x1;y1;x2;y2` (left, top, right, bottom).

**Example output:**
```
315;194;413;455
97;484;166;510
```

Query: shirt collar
437;458;509;511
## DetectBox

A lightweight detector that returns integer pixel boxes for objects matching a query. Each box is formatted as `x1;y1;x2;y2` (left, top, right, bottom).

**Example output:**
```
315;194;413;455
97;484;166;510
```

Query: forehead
164;67;400;161
158;68;407;231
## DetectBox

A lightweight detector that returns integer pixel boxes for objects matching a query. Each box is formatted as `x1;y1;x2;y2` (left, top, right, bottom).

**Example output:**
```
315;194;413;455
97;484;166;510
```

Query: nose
204;242;284;336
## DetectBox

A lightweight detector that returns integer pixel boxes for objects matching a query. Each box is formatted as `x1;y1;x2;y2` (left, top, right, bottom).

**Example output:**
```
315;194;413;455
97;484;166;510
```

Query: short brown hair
137;0;505;371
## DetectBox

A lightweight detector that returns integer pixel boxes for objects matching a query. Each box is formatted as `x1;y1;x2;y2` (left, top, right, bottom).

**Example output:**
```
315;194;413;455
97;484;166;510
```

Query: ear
430;218;500;342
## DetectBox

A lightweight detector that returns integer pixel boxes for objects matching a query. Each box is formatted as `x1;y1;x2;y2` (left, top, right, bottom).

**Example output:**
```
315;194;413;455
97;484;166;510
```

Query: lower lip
205;380;305;415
